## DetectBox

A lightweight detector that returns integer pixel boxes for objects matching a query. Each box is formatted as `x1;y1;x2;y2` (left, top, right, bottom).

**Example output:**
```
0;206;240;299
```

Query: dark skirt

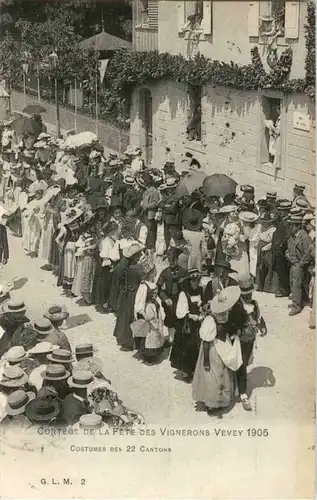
162;300;178;328
92;256;113;306
109;258;129;313
6;208;22;236
137;337;164;361
113;289;137;350
170;317;201;377
49;228;61;272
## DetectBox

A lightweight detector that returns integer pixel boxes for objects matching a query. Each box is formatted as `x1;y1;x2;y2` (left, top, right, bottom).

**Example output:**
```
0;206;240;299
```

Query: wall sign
293;111;311;132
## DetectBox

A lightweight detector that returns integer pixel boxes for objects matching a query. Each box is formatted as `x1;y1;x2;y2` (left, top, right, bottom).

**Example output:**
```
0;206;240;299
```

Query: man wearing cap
61;370;94;426
286;214;313;316
271;200;292;297
31;317;71;351
291;184;311;209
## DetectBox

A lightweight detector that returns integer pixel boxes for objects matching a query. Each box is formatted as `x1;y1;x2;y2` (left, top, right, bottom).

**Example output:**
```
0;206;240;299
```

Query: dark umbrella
174;169;206;198
11;116;42;136
23;104;47;114
202;174;237;198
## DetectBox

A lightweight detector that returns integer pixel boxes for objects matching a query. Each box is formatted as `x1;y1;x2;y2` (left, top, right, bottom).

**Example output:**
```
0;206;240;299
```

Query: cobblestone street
2;234;314;427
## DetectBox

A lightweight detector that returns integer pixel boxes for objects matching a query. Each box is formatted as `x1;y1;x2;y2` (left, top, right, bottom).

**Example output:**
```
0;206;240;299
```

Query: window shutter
177;1;185;32
248;2;260;37
285;1;299;39
202;1;212;35
148;0;158;29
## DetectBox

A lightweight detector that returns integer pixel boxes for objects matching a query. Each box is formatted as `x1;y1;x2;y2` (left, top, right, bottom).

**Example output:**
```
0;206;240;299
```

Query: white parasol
63;131;98;150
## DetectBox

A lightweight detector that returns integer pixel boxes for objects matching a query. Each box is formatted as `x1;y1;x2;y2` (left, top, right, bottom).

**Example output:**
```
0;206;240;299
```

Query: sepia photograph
0;0;315;498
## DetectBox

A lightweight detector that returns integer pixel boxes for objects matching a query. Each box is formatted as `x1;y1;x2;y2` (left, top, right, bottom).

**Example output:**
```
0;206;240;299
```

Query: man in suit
61;370;94;426
0;219;9;265
272;200;292;297
286;215;313;316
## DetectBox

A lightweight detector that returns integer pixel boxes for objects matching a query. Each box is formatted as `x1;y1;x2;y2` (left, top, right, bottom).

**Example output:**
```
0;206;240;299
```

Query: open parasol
64;131;98;150
202;173;237;198
23;104;47;114
11;116;42;136
175;169;207;198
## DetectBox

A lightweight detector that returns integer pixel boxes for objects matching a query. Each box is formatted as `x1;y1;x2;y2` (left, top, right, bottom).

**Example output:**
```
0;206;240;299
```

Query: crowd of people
0;115;315;427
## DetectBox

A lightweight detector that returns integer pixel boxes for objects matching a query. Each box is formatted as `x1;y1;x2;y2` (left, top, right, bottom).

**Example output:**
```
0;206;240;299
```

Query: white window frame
248;1;299;41
185;84;207;154
178;1;212;37
257;91;286;179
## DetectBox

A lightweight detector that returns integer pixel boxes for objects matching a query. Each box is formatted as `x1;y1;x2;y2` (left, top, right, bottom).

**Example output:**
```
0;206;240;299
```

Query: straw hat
43;305;69;322
31;318;55;336
68;370;95;388
37;132;51;141
124;145;142;156
5;346;28;363
123;173;135;186
25;397;60;423
28;342;59;356
218;205;238;214
75;343;98;356
60;207;84;226
77;413;105;430
122;242;145;259
238;211;259;223
159;177;178;191
288;215;303;224
5;389;35;416
294;184;305;192
41;364;70;381
46;349;74;364
0;366;28;388
2;299;26;314
181;268;203;282
210;286;241;314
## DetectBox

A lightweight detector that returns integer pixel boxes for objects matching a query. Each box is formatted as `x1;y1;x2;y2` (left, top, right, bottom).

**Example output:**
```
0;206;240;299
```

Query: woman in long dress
133;282;165;362
221;208;249;278
113;242;145;350
170;270;204;381
192;286;242;413
22;189;46;256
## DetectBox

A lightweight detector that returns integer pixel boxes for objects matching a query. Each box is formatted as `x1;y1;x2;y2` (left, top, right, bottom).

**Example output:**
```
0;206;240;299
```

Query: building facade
130;0;315;200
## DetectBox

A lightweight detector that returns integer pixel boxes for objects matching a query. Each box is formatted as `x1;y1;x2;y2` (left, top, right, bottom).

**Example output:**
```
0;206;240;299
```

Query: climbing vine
304;1;315;100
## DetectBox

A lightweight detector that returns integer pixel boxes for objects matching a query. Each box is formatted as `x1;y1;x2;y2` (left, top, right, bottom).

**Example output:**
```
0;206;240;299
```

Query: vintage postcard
0;0;315;498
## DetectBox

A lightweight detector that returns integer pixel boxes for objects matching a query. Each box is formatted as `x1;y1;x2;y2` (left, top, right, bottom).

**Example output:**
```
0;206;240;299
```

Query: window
187;86;202;142
139;0;149;26
260;1;285;36
178;1;212;35
261;97;282;168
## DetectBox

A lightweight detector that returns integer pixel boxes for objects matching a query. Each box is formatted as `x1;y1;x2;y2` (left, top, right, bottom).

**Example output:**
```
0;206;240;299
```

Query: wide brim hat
135;171;152;188
210;286;241;314
217;205;237;214
5;391;35;416
240;184;254;194
25;398;60;423
259;212;278;223
123;174;135;186
28;342;59;356
159;177;178;190
180;268;203;282
1;299;26;314
61;207;84;226
33;141;50;149
288;215;303;224
182;208;204;231
41;366;71;381
294;184;305;192
214;259;238;273
5;346;28;363
124;145;141;156
46;349;75;364
239;211;259;223
75;343;99;356
122;242;145;259
31;319;55;335
44;304;69;322
68;370;95;388
0;369;28;388
38;132;51;141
